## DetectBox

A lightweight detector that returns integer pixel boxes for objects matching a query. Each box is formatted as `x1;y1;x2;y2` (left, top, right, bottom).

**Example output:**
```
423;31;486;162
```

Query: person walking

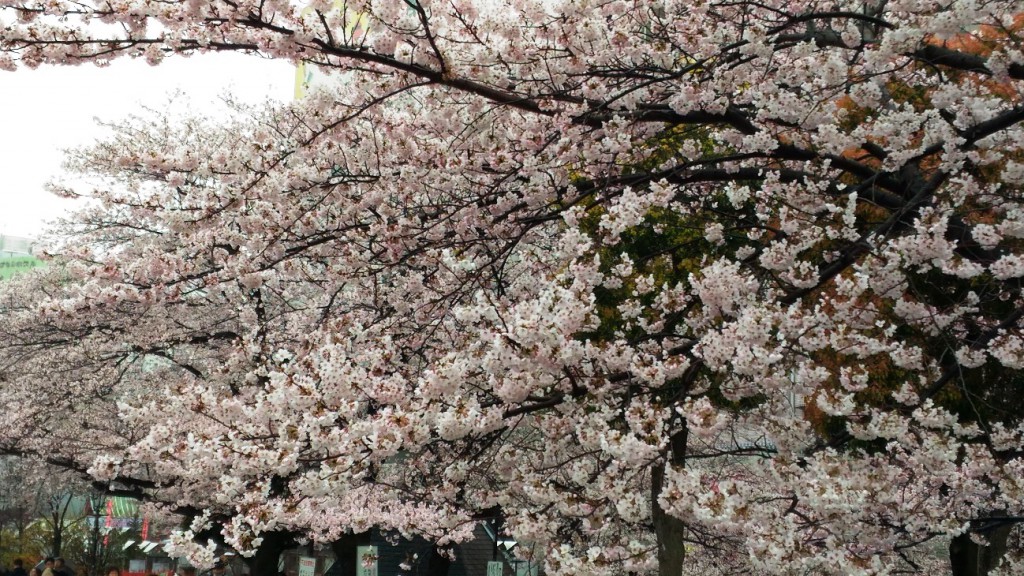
52;559;71;576
9;559;28;576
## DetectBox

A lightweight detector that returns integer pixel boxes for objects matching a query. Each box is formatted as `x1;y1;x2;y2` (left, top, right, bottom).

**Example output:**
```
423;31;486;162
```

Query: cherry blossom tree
0;229;307;574
1;0;1024;575
0;457;41;560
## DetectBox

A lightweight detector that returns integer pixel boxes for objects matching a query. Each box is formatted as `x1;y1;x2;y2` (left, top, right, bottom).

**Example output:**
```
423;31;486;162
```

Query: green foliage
0;522;50;568
0;516;137;575
63;519;136;576
580;205;709;343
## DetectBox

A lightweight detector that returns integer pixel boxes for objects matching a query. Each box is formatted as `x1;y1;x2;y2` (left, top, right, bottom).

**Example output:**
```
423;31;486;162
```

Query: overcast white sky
0;53;295;237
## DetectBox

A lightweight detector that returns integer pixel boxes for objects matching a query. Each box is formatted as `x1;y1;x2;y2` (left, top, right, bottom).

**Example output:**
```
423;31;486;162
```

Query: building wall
281;525;530;576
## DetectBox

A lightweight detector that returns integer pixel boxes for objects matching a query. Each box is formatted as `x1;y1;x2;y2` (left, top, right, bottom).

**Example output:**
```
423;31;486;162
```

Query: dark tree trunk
51;512;63;556
328;531;372;576
652;428;688;576
950;521;1014;576
426;545;451;576
17;512;26;553
87;514;103;576
242;530;296;576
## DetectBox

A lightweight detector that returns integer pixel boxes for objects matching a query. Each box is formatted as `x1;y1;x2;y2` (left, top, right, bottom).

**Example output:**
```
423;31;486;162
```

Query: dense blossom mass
1;0;1024;574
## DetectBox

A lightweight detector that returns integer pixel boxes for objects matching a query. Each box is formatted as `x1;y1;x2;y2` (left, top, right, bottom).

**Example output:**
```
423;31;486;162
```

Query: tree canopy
1;1;1024;574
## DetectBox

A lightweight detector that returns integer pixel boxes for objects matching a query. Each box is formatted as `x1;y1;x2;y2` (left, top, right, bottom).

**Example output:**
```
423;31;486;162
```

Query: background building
0;234;43;280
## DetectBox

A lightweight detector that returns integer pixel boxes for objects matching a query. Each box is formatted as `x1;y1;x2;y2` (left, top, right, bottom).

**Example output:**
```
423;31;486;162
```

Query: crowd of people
1;557;79;576
0;559;205;576
38;557;69;576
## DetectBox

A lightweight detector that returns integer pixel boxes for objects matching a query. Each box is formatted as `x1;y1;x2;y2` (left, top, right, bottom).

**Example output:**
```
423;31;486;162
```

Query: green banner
0;256;43;280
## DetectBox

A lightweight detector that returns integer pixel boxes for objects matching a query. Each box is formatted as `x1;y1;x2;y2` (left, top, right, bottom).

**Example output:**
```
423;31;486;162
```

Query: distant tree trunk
87;517;100;576
48;492;74;557
652;428;688;576
51;510;63;556
242;530;296;576
17;510;27;553
328;531;372;576
950;521;1014;576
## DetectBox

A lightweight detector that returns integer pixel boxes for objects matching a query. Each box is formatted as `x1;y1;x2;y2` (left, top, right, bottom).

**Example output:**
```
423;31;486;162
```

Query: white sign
356;545;378;576
487;561;504;576
298;556;316;576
